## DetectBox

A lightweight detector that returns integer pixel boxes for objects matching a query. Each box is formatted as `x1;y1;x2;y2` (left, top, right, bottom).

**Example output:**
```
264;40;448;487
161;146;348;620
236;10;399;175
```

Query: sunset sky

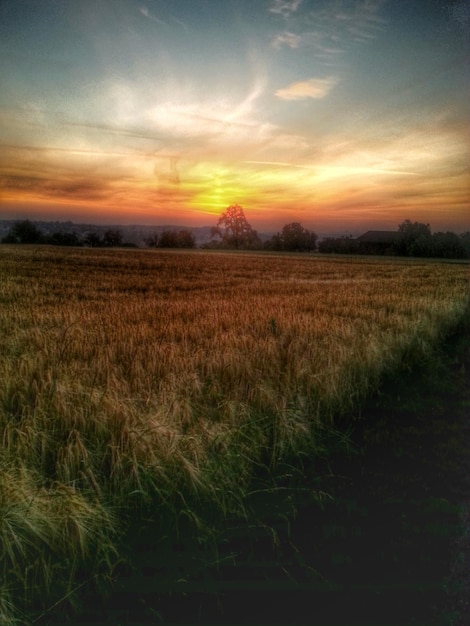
0;0;469;234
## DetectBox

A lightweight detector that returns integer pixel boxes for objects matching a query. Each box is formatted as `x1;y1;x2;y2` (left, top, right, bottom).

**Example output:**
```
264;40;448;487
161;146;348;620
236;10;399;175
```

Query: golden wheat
0;245;468;621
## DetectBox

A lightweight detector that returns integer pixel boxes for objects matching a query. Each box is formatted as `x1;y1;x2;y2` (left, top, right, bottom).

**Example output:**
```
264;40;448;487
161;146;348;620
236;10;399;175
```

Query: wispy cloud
312;0;387;44
139;6;168;27
272;32;301;49
275;77;337;100
271;0;386;66
269;0;302;18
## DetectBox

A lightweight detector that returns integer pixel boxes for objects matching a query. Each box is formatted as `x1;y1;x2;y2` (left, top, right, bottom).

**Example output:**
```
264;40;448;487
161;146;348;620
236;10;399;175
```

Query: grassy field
0;246;469;623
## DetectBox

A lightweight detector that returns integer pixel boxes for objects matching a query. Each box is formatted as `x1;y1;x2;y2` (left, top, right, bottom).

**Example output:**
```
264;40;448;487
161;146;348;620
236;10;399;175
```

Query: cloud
0;173;109;201
139;6;168;26
270;0;386;66
269;0;302;18
144;78;270;152
272;32;302;49
275;77;337;100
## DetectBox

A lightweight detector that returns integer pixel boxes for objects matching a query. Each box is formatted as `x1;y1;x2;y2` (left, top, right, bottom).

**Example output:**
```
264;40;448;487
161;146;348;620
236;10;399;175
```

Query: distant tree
318;236;358;254
155;230;195;248
175;230;195;248
200;240;224;250
211;205;261;249
395;220;432;256
83;232;103;247
144;233;160;248
431;231;467;259
398;219;432;239
3;220;43;244
48;231;82;246
144;230;195;249
103;229;123;247
263;233;283;251
278;222;317;251
460;232;470;258
158;230;178;248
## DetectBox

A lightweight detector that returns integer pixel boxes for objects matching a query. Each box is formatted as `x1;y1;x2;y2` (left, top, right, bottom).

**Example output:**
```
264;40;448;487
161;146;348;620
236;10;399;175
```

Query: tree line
1;220;195;249
1;221;128;247
2;212;469;259
143;230;195;249
319;220;470;259
206;206;470;258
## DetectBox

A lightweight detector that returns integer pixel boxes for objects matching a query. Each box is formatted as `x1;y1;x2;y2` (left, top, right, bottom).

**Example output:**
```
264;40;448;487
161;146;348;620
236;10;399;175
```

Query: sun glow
1;0;468;232
187;165;247;213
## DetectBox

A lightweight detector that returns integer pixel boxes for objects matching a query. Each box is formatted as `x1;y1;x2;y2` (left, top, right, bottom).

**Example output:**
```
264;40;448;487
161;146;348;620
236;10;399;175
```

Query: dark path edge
344;312;470;626
438;322;470;625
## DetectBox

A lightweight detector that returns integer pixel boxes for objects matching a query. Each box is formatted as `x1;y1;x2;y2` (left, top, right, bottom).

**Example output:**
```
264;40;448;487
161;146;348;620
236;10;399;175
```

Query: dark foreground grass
34;312;470;626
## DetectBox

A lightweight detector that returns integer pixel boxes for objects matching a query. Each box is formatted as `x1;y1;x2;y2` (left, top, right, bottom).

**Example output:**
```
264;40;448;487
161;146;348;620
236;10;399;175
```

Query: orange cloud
275;77;337;100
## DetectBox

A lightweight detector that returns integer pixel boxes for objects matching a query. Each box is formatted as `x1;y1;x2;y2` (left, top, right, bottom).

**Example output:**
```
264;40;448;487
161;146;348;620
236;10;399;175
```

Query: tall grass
0;246;468;622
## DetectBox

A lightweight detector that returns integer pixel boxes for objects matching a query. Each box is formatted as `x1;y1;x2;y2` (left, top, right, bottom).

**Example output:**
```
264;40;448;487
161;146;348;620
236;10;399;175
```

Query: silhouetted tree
278;222;317;251
144;230;195;249
174;230;195;248
83;232;103;247
263;233;283;251
103;229;123;247
144;233;160;248
48;231;82;246
395;220;432;256
158;230;179;248
318;236;358;254
460;232;470;258
431;231;468;259
3;220;43;244
211;205;261;249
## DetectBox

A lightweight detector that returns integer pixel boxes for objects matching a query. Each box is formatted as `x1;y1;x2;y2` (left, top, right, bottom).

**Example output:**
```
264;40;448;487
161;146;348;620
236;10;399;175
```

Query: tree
318;236;357;254
460;232;470;258
431;231;467;259
211;205;261;249
47;231;81;246
263;233;283;251
395;220;432;256
103;229;123;247
278;222;317;251
144;233;160;248
83;232;103;247
398;219;432;238
147;230;196;248
3;220;43;244
174;230;195;248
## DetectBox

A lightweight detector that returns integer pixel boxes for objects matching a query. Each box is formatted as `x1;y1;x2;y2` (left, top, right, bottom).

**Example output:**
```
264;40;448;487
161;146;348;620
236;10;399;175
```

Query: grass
0;245;469;623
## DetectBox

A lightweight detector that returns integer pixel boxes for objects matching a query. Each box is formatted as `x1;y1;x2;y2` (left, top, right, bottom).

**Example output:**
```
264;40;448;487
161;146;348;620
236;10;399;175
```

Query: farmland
0;246;469;623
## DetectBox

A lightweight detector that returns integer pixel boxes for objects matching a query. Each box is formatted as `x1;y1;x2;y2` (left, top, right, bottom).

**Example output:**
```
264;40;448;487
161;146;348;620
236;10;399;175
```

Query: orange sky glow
1;0;469;235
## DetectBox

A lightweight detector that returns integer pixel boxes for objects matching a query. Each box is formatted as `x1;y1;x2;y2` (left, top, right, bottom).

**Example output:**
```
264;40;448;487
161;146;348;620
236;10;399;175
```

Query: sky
0;0;469;234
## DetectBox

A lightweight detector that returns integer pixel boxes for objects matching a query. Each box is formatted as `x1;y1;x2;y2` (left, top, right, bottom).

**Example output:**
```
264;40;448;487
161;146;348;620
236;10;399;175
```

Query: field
0;246;469;623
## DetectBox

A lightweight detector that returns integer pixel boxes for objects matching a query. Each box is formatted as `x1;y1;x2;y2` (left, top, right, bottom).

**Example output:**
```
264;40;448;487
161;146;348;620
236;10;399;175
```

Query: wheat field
0;245;468;622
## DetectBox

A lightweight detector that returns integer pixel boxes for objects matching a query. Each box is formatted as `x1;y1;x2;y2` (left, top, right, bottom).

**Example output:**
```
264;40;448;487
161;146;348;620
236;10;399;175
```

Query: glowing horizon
1;0;469;234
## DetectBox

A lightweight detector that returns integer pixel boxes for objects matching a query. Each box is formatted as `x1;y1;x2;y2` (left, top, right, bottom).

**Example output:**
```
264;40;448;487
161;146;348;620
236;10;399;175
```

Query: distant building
356;230;400;255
